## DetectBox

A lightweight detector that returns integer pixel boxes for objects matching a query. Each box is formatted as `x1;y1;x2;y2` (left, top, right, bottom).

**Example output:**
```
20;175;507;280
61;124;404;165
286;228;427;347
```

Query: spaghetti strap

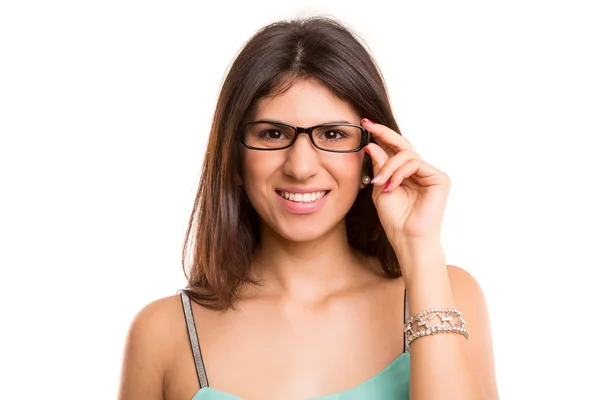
180;291;209;388
403;289;410;353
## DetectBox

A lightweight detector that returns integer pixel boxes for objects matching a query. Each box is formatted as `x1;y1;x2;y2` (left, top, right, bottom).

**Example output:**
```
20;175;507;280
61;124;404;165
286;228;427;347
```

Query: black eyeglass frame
241;120;370;153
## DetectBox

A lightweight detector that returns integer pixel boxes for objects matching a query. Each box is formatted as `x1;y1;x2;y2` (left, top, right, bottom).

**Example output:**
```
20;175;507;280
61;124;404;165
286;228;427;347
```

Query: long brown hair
183;16;402;310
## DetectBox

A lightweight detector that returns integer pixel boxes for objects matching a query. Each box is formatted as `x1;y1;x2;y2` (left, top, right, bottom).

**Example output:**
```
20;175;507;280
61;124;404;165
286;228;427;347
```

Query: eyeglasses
241;120;370;153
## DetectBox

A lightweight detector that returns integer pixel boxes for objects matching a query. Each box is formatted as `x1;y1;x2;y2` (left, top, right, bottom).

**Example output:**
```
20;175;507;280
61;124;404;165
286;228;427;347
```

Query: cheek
329;154;365;184
241;151;277;193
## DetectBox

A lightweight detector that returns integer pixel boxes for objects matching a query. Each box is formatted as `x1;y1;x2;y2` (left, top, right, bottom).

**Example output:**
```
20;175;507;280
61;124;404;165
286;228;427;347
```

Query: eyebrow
321;119;353;124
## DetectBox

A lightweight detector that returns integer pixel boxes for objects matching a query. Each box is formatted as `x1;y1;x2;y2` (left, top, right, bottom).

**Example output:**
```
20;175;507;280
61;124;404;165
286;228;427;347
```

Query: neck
250;221;372;302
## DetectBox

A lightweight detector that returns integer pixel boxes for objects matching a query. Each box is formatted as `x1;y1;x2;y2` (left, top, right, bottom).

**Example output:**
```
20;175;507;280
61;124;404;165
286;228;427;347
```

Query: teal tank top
180;292;411;400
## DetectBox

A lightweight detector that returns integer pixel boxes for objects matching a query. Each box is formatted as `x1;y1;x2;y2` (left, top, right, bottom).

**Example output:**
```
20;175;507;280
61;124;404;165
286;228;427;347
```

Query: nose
282;133;320;181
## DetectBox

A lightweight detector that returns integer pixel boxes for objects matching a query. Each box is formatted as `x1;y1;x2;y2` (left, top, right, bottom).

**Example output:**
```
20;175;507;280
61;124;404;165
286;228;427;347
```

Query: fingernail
364;147;370;155
362;118;373;125
384;181;392;191
371;174;383;184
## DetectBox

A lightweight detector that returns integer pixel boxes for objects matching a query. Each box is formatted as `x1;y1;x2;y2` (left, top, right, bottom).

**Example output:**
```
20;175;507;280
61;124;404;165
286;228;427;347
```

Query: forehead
252;79;360;126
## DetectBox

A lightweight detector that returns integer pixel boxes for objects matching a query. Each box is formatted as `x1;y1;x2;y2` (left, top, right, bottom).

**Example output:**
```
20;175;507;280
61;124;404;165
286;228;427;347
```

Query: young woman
119;17;498;400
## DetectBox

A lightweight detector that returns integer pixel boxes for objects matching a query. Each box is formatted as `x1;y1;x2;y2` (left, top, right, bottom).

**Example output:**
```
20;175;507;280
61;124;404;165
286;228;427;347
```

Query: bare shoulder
126;294;187;347
118;294;189;400
446;264;486;299
446;265;499;399
446;264;491;316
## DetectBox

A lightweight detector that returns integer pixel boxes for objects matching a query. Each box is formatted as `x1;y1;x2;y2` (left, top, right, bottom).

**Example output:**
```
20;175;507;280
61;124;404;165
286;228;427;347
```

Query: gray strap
404;289;410;354
180;291;209;388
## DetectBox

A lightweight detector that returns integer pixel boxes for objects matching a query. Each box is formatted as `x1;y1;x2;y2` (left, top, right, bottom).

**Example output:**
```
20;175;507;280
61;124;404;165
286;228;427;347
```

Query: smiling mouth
276;190;330;203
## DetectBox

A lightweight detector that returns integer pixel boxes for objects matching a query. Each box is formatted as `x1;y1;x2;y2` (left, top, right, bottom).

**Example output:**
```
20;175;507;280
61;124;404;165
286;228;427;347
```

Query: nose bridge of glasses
295;126;313;135
291;126;317;147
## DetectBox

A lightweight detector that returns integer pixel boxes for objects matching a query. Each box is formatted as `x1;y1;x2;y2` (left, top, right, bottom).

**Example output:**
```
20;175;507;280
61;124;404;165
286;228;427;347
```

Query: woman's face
241;78;366;243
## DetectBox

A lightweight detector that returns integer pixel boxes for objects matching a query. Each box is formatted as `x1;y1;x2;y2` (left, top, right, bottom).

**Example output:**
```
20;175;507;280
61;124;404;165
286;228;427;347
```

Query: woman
119;16;498;400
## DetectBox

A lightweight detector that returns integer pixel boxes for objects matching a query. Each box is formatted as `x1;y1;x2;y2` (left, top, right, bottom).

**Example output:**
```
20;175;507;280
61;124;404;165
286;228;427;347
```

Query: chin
269;217;341;244
280;227;330;243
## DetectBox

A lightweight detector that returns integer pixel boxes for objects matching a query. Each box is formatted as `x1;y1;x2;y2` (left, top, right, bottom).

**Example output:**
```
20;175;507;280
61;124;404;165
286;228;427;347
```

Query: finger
361;118;420;158
369;149;418;187
383;159;448;192
363;142;389;179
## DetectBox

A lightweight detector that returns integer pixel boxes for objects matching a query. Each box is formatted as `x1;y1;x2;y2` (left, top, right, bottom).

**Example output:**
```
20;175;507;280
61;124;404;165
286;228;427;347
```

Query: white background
1;0;599;398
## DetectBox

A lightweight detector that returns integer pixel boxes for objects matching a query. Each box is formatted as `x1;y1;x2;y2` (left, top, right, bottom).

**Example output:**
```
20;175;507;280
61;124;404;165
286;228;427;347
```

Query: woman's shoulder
124;292;215;344
122;294;186;361
119;293;193;397
120;291;225;397
124;292;218;349
445;264;487;301
131;293;183;324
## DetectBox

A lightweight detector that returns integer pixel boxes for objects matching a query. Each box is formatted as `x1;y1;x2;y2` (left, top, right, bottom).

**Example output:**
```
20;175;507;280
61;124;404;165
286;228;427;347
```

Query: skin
118;78;498;399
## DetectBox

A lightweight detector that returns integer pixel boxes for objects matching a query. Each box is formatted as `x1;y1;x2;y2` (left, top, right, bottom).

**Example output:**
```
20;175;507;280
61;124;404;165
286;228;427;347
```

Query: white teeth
279;191;328;203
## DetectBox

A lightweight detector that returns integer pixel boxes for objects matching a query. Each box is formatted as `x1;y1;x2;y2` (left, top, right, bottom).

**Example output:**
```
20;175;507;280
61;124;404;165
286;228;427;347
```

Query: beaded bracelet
404;307;470;347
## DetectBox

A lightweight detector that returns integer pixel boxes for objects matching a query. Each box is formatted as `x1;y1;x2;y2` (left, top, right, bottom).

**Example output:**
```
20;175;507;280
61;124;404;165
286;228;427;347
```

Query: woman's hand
362;118;450;246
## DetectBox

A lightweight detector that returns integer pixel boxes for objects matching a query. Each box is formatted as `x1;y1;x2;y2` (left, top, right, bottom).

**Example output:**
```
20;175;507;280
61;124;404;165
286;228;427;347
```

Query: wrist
392;236;444;263
397;251;455;312
392;238;447;286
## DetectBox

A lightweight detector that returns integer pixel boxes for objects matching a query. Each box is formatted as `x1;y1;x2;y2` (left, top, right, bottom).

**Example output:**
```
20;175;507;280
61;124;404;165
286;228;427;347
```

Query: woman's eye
262;130;285;139
323;130;345;140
